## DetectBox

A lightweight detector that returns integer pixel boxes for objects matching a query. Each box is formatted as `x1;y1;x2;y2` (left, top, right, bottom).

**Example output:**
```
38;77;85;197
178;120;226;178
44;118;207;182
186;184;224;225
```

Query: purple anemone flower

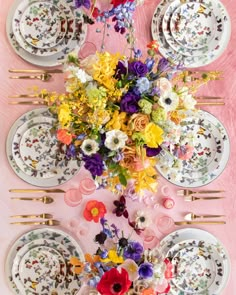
138;262;154;279
124;241;144;262
83;153;104;177
75;0;91;9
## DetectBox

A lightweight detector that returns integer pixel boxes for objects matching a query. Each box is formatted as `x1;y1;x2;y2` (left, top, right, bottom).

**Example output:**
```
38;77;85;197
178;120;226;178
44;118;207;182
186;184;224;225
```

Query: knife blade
9;69;63;74
175;221;226;225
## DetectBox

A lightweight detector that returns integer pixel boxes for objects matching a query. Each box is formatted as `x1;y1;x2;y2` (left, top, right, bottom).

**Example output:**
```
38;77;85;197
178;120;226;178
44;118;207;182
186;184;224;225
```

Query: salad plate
151;0;231;67
5;228;84;295
160;228;230;295
20;1;67;49
12;0;75;57
156;110;230;187
7;0;87;66
6;108;80;187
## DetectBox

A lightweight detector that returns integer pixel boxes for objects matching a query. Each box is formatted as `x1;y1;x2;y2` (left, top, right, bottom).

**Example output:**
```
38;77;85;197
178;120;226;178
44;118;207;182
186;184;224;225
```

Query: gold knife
9;94;44;98
175;221;226;225
9;101;46;105
196;102;225;106
9;188;65;193
9;69;63;74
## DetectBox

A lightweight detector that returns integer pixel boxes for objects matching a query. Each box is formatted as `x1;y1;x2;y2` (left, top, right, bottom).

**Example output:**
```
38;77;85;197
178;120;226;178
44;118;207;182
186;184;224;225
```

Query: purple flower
145;58;155;71
113;196;129;218
157;57;170;72
138;263;154;279
146;146;162;157
124;241;143;262
95;231;107;244
134;48;142;59
120;92;140;114
66;144;76;159
74;0;90;9
115;61;127;80
83;153;104;177
129;61;148;77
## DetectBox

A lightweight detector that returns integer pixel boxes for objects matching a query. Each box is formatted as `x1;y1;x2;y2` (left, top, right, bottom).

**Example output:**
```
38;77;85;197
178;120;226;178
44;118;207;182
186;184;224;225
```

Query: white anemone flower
158;92;179;111
66;65;93;83
81;139;99;156
104;130;128;151
135;210;151;229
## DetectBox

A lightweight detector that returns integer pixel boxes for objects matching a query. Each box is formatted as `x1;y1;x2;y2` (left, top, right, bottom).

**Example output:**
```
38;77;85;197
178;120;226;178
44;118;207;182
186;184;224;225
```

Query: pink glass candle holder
79;178;96;195
64;189;83;207
78;42;97;59
156;215;175;234
140;228;160;250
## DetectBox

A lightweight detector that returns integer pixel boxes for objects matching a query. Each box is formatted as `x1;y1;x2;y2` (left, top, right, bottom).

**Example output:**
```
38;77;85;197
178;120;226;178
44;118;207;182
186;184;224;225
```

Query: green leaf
119;173;127;186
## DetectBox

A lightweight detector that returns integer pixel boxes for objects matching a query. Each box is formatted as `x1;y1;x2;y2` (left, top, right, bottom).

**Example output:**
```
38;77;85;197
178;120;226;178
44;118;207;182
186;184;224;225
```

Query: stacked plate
5;228;84;295
160;228;230;295
151;0;231;67
6;108;80;187
6;0;87;66
156;110;230;187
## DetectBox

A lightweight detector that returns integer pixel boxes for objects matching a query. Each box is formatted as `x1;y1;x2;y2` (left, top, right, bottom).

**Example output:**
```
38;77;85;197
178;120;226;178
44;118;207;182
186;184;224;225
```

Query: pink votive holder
156;215;175;234
64;189;83;207
140;228;160;250
79;178;96;195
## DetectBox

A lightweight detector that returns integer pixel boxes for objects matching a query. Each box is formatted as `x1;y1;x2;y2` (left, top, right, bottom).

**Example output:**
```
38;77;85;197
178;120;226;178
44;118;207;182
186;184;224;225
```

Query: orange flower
147;40;159;52
57;129;74;145
69;257;84;275
141;288;155;295
128;114;149;132
120;146;137;170
83;200;107;223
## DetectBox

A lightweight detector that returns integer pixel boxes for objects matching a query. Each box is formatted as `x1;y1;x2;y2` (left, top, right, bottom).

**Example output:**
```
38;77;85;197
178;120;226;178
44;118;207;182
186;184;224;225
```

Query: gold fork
177;189;224;196
184;213;225;221
9;73;52;81
10;213;53;219
10;219;60;226
175;221;226;225
184;196;225;202
11;196;54;204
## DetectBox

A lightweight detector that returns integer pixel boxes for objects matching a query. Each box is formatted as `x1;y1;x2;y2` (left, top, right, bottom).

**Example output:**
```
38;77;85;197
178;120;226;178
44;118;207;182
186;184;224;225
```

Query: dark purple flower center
113;283;122;292
119;237;128;248
140;216;145;222
165;98;172;105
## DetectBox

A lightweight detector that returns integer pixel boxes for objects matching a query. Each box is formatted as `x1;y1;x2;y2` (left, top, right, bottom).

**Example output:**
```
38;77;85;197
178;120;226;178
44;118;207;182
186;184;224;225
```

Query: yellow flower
144;122;163;148
101;250;124;264
106;110;127;131
58;103;71;127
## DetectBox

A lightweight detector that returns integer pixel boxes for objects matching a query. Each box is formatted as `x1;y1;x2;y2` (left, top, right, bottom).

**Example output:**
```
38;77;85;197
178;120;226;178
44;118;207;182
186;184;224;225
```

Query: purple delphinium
129;61;148;77
75;0;90;9
146;146;162;157
124;241;144;262
138;262;154;279
83;153;104;176
66;144;76;159
157;57;170;73
113;195;129;218
120;91;140;114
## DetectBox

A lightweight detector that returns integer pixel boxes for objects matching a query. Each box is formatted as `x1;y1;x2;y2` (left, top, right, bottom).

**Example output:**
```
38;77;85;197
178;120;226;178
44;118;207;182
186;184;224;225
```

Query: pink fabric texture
0;0;235;294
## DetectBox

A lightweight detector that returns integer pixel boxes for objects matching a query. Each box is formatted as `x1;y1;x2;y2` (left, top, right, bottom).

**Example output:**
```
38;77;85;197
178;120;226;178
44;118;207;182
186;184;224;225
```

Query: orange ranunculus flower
141;288;156;295
128;114;150;132
57;129;74;145
83;200;107;223
120;146;137;170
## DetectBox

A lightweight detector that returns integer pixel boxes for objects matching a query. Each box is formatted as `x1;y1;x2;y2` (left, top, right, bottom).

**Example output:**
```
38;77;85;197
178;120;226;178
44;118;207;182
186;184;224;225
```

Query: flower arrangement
42;43;220;195
69;217;173;295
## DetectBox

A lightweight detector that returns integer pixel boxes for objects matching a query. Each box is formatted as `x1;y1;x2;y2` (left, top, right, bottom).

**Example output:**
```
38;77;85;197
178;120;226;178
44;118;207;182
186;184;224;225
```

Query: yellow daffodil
58;103;72;127
101;250;124;264
106;110;127;131
144;122;164;148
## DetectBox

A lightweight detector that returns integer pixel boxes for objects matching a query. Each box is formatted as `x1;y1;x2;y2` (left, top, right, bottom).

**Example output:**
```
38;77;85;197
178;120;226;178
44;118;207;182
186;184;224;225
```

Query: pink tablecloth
0;0;236;294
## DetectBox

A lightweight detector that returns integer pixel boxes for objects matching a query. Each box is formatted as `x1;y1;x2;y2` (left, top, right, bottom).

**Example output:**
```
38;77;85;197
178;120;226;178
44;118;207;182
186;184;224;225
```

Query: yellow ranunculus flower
144;122;163;148
101;250;124;264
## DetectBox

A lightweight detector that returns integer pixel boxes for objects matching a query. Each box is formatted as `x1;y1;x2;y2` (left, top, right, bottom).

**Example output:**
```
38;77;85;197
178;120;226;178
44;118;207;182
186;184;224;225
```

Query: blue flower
138;262;154;279
124;241;143;261
136;77;150;93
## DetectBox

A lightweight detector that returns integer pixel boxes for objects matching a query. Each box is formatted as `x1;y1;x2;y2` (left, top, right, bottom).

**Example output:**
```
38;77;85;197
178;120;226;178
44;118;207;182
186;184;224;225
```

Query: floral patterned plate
12;237;75;295
12;0;75;57
151;0;231;67
7;0;87;66
156;110;230;187
161;0;224;57
5;228;84;295
6;108;80;187
160;228;230;295
20;1;67;49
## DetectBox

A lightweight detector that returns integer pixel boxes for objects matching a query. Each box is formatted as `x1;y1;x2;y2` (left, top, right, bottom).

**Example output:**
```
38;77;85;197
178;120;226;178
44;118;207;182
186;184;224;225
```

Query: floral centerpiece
69;216;173;295
41;42;219;195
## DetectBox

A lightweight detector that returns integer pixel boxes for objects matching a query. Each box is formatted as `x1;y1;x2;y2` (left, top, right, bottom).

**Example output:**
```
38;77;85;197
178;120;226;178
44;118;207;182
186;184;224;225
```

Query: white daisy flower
66;65;93;83
81;139;99;156
158;91;179;111
135;210;151;229
104;130;128;151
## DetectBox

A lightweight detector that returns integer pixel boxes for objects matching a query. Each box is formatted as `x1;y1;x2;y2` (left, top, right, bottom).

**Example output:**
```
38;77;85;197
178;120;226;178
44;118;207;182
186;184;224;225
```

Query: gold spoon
9;73;52;81
11;196;54;204
10;219;60;226
184;213;225;221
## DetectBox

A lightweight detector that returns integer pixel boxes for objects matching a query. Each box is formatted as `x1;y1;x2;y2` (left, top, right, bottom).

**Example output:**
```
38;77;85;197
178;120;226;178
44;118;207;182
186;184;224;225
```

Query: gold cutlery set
9;188;64;226
175;189;226;225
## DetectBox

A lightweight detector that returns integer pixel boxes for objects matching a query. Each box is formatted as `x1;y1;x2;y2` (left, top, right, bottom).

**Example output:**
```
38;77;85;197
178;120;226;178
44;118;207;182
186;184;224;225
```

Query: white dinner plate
6;108;80;187
6;0;87;66
5;228;84;295
151;0;231;67
156;110;230;187
160;228;230;295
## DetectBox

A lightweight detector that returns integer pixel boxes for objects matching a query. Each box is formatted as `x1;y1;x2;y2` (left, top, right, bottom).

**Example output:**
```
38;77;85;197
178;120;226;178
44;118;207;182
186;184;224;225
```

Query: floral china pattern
170;2;216;49
151;0;231;67
20;2;67;49
6;229;84;295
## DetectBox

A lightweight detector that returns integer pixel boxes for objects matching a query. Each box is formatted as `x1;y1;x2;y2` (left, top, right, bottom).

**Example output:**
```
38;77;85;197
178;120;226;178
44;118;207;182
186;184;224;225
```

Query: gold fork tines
10;213;53;219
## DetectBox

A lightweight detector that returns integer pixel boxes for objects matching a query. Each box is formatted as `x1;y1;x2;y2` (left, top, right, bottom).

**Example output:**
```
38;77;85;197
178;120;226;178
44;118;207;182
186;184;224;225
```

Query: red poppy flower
111;0;134;8
83;200;107;223
97;268;131;295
